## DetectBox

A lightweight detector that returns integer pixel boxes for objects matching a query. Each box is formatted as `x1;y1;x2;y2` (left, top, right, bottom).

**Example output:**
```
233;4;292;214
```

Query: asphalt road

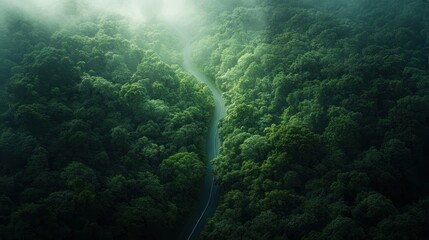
178;30;226;240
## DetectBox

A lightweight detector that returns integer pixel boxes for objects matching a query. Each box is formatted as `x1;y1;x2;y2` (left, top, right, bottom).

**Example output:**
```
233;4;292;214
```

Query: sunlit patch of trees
194;0;429;239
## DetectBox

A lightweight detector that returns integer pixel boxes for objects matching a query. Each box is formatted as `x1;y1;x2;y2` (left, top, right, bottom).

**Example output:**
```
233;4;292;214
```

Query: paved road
178;30;226;240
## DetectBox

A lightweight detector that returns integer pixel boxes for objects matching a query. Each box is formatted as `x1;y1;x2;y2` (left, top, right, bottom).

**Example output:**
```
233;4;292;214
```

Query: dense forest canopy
0;1;214;239
193;0;429;239
1;0;429;239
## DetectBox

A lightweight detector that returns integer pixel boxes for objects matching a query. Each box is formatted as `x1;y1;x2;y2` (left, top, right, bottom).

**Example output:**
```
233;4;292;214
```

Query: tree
14;104;49;135
60;162;97;189
323;108;361;158
320;217;366;240
352;192;397;225
23;47;78;89
239;134;270;162
160;152;204;203
330;171;370;202
9;203;63;240
119;81;147;109
268;124;320;167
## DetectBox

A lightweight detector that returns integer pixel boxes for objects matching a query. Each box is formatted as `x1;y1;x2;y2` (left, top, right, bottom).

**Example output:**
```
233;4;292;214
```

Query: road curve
177;30;226;240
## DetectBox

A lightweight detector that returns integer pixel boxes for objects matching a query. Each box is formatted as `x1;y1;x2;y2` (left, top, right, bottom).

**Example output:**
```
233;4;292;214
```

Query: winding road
178;30;226;240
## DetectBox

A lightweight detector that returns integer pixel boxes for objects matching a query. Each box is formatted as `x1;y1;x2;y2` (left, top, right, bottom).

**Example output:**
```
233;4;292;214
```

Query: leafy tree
352;192;397;225
9;203;63;240
319;216;366;240
160;152;205;203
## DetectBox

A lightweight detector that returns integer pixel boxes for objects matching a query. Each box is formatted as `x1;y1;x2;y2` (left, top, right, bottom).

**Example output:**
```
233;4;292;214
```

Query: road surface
178;30;226;240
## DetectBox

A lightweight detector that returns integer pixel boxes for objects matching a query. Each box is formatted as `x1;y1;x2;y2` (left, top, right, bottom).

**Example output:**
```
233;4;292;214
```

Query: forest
0;1;213;239
1;0;429;239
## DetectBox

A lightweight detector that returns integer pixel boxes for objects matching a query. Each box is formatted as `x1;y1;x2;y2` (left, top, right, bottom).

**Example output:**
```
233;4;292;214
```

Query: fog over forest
0;0;428;239
0;0;198;25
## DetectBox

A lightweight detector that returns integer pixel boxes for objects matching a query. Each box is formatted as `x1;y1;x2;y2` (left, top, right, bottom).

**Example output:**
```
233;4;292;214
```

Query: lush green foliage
0;15;213;239
193;0;429;239
1;0;429;239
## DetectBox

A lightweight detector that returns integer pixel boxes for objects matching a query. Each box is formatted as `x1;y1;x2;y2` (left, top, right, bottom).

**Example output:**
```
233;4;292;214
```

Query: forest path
177;30;226;240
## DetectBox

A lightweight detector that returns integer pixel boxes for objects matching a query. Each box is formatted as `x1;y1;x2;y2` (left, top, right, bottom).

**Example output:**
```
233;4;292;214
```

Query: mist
0;0;197;26
1;0;429;239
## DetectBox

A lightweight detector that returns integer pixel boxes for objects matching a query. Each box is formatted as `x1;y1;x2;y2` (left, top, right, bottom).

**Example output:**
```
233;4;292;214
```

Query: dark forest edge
0;9;214;240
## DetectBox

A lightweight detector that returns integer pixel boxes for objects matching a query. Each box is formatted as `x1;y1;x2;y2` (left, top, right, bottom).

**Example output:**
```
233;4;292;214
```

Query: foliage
1;0;429;239
0;13;212;240
195;0;429;239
